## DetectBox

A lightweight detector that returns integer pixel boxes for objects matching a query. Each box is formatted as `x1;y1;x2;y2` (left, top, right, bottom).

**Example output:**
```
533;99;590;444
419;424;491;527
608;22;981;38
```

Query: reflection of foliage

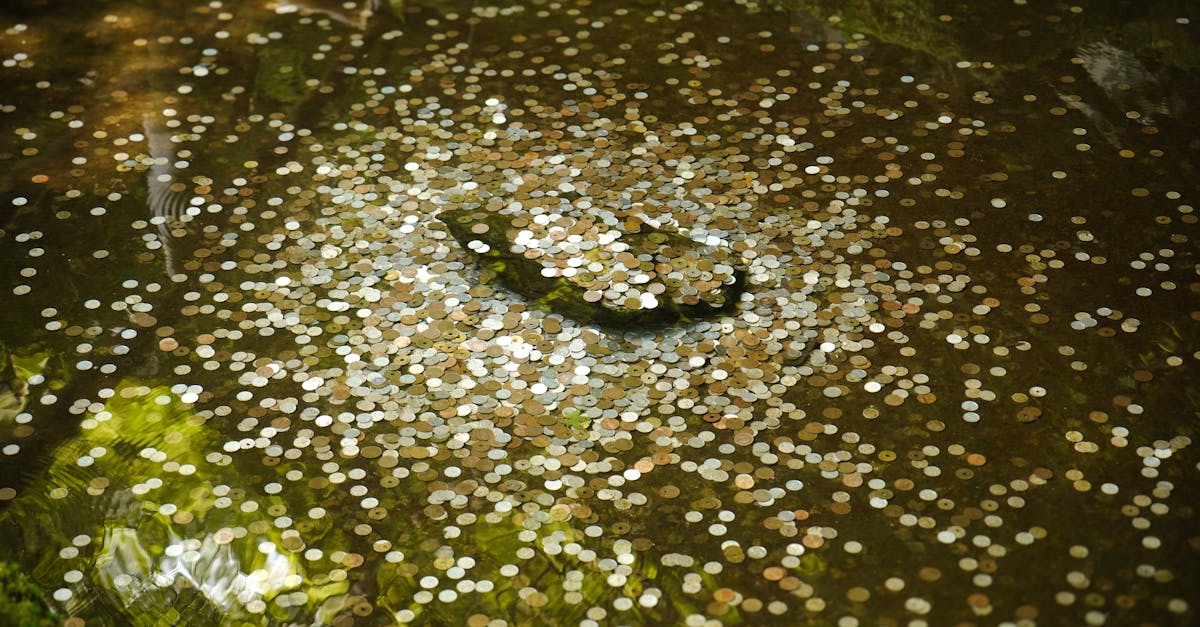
256;47;315;107
0;561;56;627
0;380;356;625
782;0;1199;75
383;0;407;21
790;0;964;60
795;552;826;578
0;342;29;423
0;344;61;490
1140;3;1200;71
8;349;50;384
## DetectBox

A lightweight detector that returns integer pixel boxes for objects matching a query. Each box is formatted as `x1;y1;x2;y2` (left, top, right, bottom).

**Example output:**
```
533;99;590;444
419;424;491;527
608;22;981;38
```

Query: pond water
1;0;1197;625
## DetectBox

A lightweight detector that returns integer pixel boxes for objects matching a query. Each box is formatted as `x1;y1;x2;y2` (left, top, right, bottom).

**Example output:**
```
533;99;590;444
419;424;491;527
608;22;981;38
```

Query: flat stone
440;208;746;326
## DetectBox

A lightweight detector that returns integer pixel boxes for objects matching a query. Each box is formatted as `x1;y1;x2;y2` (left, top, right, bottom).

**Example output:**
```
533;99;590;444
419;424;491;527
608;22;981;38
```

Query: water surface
1;0;1197;625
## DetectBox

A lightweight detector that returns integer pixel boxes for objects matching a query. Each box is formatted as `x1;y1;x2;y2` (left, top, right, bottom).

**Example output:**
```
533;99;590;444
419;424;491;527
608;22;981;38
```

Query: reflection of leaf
1185;388;1200;412
1154;337;1177;353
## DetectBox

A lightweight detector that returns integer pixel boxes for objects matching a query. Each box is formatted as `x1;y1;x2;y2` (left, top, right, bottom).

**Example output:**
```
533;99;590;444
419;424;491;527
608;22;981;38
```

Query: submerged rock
440;207;746;326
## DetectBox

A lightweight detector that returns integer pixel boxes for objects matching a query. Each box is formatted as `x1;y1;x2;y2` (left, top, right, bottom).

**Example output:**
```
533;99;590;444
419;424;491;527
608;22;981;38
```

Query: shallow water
1;1;1197;625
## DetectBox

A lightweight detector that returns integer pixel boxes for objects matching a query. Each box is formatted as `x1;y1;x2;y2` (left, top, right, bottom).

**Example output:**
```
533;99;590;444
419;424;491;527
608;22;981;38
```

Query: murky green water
1;1;1197;625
